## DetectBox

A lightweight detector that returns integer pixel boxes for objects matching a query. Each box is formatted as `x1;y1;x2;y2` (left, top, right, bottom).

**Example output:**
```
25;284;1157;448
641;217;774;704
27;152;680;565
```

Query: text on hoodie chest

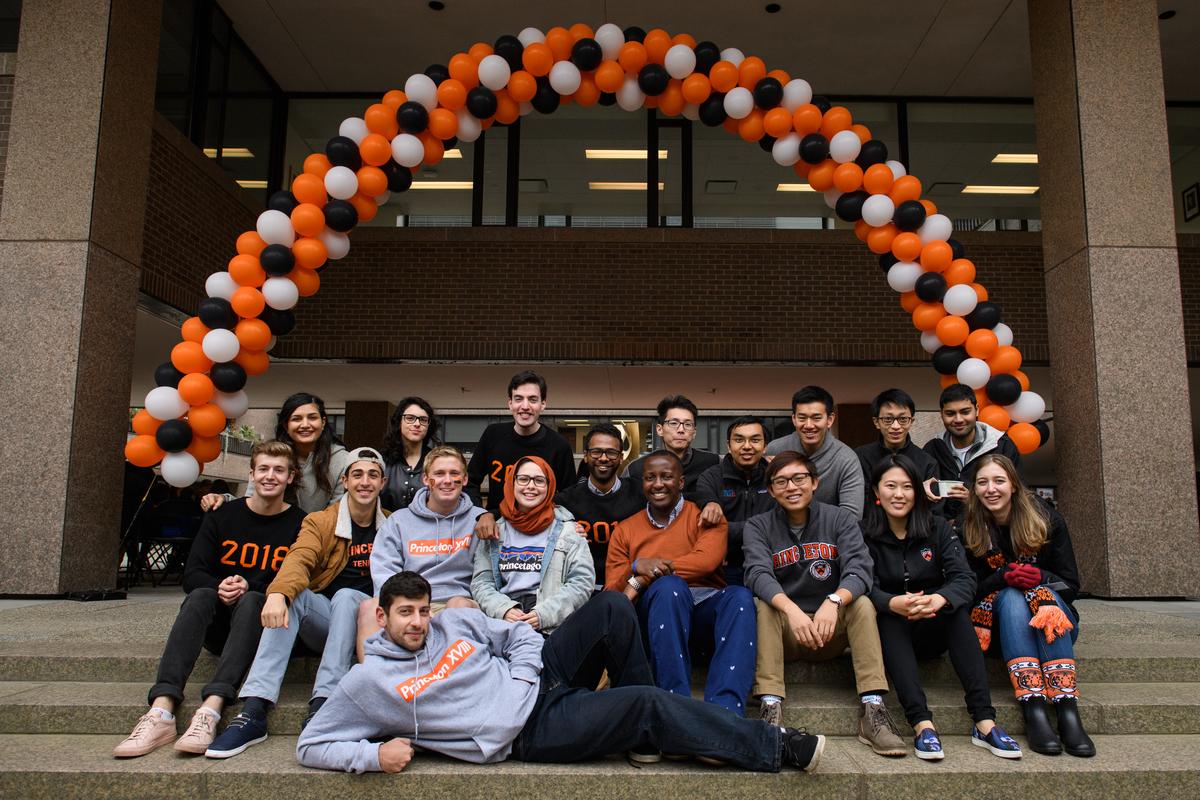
408;536;471;557
395;639;477;702
772;541;838;570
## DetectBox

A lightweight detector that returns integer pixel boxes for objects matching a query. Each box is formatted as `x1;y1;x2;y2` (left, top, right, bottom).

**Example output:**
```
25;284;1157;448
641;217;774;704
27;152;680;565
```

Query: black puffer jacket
865;516;976;614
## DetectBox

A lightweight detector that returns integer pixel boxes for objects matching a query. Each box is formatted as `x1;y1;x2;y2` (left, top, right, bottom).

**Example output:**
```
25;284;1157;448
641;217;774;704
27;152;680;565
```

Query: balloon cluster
127;23;1050;484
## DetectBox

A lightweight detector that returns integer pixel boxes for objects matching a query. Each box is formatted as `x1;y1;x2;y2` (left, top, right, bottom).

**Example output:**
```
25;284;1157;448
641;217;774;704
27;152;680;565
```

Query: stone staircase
1;592;1198;798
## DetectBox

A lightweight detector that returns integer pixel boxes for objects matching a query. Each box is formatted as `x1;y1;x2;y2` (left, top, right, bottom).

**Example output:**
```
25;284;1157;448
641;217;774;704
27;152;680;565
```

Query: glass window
153;0;196;136
1168;106;1200;233
0;1;19;53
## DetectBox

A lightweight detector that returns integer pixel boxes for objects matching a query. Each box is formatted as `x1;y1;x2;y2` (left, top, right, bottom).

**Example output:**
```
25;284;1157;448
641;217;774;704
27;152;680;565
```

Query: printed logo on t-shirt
408;537;471;557
920;546;933;562
771;541;839;571
721;488;737;498
809;560;833;580
498;545;545;573
395;639;475;702
575;520;619;545
348;542;372;570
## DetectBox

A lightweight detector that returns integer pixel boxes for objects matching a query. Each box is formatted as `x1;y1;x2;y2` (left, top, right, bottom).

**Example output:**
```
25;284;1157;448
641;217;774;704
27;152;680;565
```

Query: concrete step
0;733;1197;800
2;679;1196;738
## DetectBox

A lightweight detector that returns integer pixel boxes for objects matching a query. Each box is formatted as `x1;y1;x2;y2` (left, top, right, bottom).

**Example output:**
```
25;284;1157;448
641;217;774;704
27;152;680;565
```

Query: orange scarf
499;456;558;533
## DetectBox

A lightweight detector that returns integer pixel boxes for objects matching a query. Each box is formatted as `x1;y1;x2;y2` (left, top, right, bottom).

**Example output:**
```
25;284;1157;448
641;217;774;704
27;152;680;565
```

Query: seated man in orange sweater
606;451;756;716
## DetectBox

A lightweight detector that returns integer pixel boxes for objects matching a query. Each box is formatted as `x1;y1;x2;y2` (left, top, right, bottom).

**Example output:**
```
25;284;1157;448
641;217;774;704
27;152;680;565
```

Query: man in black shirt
625;395;719;501
854;389;940;516
555;423;644;589
114;441;304;759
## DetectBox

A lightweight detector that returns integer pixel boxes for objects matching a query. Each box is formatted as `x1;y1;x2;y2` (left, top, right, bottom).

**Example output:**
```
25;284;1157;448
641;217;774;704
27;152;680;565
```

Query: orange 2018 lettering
220;540;290;572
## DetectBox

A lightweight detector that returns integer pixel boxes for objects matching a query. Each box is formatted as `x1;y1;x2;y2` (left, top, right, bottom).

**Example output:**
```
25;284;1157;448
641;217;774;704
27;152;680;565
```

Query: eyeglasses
876;415;913;427
514;474;549;487
661;419;696;431
730;435;765;446
402;414;430;427
770;473;813;489
585;448;622;460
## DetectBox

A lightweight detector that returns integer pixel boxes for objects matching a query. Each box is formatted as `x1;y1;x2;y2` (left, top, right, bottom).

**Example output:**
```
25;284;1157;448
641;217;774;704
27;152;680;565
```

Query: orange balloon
235;318;272;351
767;68;790;84
364;103;398;137
382;89;407;108
936;315;969;346
171;341;212;375
792;104;822;135
522;42;554;76
574;73;600;106
178;373;215;406
291;173;326;206
819;106;852;138
419;133;445;165
545;27;573;61
854;219;871;242
236;231;267;257
971;283;989;302
682;73;713;105
594;61;624;93
188;403;228;438
181;316;209;344
448;54;478;89
348;192;378;223
889;175;923;205
303;153;331;177
965;329;999;360
618;42;648;74
863;163;894;195
867;223;898;255
428;107;459;141
436;79;467;111
494;89;519;124
851;123;872;143
125;434;165;468
658;81;685;116
234;348;270;377
289;267;321;297
228;254;266;287
722;115;740;135
569;22;595;41
737;56;767;89
709;60;738;92
644;29;672;64
737;109;765;141
944;258;976;286
290;203;325;238
807;159;837;191
673;33;697;48
833;162;864;192
920;241;953;272
763;107;792;138
1007;422;1040;455
230;286;266;319
912;302;947;331
132;409;162;436
940;374;959;390
921;199;938;216
792;160;812;178
468;42;493;63
358;134;391;167
187;435;222;464
1012;370;1031;391
899;290;919;312
508;70;538;102
891;232;922;262
293;237;328;270
975;389;992;409
988;346;1023;375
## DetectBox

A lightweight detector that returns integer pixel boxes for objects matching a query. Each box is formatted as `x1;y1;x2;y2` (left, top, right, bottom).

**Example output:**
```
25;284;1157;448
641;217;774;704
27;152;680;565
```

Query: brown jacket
266;495;390;601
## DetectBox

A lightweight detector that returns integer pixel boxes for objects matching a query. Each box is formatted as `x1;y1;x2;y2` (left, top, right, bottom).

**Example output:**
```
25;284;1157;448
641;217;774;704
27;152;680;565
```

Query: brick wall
1181;234;1200;362
0;74;13;208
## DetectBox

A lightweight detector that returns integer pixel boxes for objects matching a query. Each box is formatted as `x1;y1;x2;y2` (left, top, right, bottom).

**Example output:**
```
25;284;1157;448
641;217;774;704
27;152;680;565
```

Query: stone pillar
343;401;395;453
0;0;160;594
1030;0;1199;596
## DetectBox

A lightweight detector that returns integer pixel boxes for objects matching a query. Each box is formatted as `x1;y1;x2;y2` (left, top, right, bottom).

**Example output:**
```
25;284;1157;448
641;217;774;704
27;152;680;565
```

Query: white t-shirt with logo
497;527;550;598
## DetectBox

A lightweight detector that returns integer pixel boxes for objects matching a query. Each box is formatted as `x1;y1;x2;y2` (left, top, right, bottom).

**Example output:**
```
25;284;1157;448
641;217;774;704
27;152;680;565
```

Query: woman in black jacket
379;396;440;512
961;453;1093;758
865;454;1020;761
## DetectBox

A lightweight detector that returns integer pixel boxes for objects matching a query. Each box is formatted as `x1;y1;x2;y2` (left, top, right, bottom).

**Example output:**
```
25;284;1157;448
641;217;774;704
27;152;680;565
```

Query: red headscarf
499;456;557;534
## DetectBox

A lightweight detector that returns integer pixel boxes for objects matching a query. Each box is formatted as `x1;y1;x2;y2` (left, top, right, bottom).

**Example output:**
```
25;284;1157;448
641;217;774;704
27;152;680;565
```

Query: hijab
499;456;557;534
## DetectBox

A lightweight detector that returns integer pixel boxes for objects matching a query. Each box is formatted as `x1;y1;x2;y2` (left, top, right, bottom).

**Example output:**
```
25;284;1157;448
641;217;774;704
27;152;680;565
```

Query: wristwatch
826;593;844;607
627;576;644;592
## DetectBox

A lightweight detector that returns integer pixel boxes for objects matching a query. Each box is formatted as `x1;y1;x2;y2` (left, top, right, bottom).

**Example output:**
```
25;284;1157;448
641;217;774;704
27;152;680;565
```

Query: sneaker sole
114;733;176;758
803;735;826;773
914;747;945;761
970;735;1022;759
627;751;662;764
204;733;268;759
857;734;907;757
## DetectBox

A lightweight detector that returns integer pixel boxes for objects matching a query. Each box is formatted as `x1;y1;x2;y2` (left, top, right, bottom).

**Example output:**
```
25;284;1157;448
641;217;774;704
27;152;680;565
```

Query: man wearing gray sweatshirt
765;386;864;519
297;571;826;774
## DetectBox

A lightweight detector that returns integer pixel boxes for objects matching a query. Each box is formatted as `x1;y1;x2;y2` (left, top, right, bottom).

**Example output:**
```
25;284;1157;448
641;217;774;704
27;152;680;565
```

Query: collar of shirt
646;496;685;529
587;476;621;496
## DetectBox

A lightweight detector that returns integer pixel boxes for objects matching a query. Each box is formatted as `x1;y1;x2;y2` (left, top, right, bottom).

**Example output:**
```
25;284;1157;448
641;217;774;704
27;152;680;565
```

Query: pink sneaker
113;710;176;758
174;708;221;753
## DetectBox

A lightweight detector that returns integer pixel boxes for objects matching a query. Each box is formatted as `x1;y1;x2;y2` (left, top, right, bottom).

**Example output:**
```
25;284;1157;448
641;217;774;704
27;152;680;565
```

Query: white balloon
664;44;696;79
214;389;249;419
594;23;624;59
992;322;1014;347
943;284;979;316
375;190;391;206
338;117;368;144
391;133;424;167
205;271;238;301
145;386;188;421
519;101;533;116
682;102;700;121
161;451;201;488
887;261;923;293
920;331;942;354
202;328;241;363
266;336;278;352
256;209;294;247
1007;391;1046;424
455;109;482;142
549;60;582;95
517;27;545;46
720;47;745;66
829;130;862;163
771;133;801;166
324;165;358;200
781;79;813;111
319;228;350;260
886;159;907;180
823;188;843;209
477;55;512;92
404;73;438;111
919;213;953;244
723;87;754;119
861;194;896;227
957;358;991;390
262;276;299;310
616;76;644;111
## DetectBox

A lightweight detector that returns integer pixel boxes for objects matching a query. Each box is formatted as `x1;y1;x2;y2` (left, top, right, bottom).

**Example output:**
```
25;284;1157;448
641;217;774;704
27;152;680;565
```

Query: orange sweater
604;501;728;592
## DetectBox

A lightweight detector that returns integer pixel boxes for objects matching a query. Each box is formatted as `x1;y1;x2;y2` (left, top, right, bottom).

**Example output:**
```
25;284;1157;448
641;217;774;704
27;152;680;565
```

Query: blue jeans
994;586;1080;701
239;587;369;704
636;575;756;715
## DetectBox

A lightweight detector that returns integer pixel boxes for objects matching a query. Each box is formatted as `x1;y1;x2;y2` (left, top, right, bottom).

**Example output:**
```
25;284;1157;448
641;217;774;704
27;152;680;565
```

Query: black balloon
325;136;361;170
698;93;727;126
986;374;1022;406
638;64;669;96
597;91;617;106
811;94;832;113
758;134;776;152
879;252;899;274
915;272;947;302
966;301;1002;331
855;139;888;168
466;86;498;119
259;307;296;337
442;135;458;150
1033;420;1051;446
494;35;524;71
753;77;783;109
156;419;193;453
799;133;829;164
260;244;294;277
571;38;602;70
424;63;450;85
948;238;965;260
382;160;413;193
932;345;968;376
324;199;358;232
623;26;646;43
267;190;298;215
210;361;248;393
835;190;869;222
893;199;926;232
154;361;185;388
198;297;236;330
693;41;720;75
397;101;429;134
532;77;560;114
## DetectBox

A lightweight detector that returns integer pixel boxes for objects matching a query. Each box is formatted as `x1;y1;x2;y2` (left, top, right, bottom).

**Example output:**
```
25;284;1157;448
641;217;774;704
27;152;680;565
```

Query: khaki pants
753;595;888;698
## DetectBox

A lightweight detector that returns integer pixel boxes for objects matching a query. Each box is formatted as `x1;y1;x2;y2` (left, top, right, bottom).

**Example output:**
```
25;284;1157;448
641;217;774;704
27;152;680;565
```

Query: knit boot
1054;699;1096;758
1021;698;1062;756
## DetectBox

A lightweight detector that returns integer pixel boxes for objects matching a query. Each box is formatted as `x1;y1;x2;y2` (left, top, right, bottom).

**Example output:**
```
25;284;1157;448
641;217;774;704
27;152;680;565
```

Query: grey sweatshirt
764;431;864;519
296;608;543;771
370;489;484;601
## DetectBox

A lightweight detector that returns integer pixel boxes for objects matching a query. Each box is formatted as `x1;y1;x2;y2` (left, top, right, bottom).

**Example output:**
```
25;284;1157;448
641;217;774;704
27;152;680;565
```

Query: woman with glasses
471;456;594;634
864;454;1020;761
379;397;441;512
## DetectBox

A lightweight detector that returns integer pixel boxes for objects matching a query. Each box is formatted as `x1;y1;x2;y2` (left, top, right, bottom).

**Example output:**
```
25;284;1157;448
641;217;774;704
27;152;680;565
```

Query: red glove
1007;563;1042;589
1002;563;1024;588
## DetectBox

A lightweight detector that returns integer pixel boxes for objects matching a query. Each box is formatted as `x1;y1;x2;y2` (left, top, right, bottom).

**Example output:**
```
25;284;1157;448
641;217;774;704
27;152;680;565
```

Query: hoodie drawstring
412;650;420;741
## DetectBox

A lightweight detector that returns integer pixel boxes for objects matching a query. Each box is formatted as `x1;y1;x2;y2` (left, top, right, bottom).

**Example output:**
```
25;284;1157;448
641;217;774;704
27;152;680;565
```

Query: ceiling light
776;183;817;192
443;148;463;159
991;153;1038;164
562;419;591;426
411;181;473;189
235;179;267;189
585;149;668;159
588;181;665;190
962;185;1040;195
204;147;254;158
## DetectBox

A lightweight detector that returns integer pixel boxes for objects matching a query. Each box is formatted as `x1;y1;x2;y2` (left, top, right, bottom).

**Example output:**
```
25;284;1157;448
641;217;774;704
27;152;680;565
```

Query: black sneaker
780;727;825;773
301;697;326;732
204;713;267;759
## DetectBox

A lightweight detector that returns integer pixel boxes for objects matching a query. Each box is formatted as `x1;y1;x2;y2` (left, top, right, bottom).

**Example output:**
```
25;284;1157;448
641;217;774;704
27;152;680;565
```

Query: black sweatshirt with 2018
182;498;305;594
466;423;576;511
555;478;644;586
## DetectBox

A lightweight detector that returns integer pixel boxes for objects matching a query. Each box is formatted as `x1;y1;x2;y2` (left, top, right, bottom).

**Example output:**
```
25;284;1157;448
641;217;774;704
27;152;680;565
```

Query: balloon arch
126;22;1050;487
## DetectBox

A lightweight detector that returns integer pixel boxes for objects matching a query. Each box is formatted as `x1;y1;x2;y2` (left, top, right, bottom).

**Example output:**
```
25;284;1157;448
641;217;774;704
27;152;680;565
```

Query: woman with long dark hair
379;397;440;512
865;454;1019;761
